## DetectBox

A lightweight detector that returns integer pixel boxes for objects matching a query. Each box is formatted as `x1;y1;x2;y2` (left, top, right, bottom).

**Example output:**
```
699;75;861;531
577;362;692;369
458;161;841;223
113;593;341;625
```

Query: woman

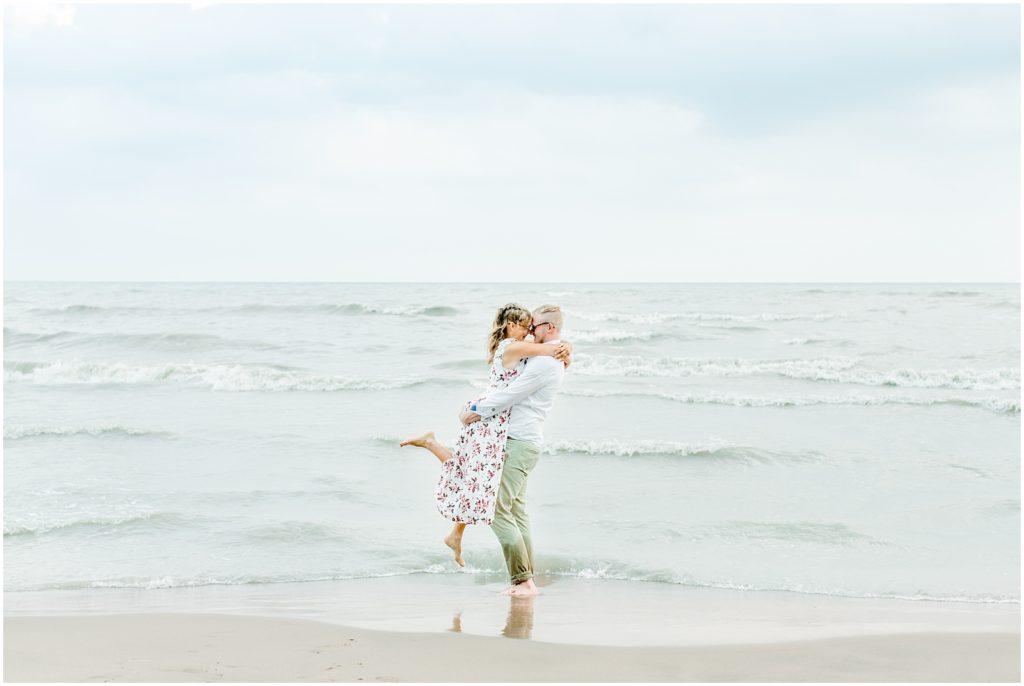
400;303;571;567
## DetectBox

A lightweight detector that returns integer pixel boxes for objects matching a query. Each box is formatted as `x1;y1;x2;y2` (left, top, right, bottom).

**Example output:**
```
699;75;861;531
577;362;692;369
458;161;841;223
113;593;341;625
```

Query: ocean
3;282;1020;605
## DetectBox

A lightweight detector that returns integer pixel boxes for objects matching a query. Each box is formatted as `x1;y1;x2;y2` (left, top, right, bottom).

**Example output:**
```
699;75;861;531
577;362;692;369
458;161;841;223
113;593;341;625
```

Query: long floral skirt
435;400;511;525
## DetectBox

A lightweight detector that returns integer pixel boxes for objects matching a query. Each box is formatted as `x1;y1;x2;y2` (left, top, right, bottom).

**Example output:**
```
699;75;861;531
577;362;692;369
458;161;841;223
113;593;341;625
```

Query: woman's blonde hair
487;303;532;364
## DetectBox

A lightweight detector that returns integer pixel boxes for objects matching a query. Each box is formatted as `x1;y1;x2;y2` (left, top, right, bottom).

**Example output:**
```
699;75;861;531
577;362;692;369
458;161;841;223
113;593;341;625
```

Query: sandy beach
5;613;1020;683
4;575;1020;682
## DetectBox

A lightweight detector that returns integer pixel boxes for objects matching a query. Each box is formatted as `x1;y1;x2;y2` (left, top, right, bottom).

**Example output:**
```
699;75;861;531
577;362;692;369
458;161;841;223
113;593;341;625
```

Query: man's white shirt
473;340;565;445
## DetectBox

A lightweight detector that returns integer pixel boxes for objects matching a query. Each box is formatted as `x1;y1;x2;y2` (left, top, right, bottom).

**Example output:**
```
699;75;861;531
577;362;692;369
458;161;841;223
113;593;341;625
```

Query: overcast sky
3;3;1020;282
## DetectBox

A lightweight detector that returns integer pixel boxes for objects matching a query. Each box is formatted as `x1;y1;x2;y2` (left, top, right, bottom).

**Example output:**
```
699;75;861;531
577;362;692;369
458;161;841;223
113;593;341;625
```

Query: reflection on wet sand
501;596;535;639
445;596;536;640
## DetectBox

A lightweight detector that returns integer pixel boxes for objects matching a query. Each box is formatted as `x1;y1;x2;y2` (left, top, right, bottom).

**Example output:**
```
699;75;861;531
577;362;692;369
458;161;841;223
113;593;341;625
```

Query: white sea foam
4;327;280;351
540;439;818;465
781;337;855;347
570;354;1020;390
543;438;735;458
562;389;1021;414
225;302;461;317
26;302;462;318
12;567;1015;605
27;304;156;314
571;330;660;343
3;359;450;392
3;511;186;538
568;310;838;324
4;424;170;440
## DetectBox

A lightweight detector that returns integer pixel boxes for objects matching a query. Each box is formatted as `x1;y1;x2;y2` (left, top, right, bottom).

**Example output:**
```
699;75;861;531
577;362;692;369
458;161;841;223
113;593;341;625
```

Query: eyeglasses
529;322;553;334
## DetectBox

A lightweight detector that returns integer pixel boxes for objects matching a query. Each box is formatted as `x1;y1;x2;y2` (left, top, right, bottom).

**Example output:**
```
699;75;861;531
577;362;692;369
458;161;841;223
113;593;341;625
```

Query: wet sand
4;575;1020;682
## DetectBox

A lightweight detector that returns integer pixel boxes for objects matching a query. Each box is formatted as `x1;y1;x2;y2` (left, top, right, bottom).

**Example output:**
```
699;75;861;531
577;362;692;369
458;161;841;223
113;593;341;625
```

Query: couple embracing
401;303;570;597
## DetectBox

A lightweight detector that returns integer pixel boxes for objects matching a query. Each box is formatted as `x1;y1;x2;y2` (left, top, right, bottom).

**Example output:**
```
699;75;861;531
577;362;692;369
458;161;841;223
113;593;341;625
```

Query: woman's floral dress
435;338;526;525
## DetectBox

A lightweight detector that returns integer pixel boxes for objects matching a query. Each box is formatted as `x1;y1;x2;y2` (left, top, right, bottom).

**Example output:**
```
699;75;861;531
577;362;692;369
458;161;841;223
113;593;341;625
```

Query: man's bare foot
400;431;437;449
443;532;465;567
504;579;539;596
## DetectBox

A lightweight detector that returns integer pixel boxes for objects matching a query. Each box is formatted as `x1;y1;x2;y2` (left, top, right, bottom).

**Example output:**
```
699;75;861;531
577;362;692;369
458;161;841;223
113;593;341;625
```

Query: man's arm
460;358;559;425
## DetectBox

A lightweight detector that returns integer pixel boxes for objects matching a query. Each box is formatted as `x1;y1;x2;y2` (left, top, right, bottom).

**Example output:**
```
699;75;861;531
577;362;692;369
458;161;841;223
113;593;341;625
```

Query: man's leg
510;454;538;575
490;438;540;584
510;501;533;576
507;448;540;596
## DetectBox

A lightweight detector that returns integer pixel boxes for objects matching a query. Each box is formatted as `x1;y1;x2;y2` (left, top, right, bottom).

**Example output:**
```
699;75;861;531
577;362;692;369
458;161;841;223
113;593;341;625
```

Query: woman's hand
554;341;573;368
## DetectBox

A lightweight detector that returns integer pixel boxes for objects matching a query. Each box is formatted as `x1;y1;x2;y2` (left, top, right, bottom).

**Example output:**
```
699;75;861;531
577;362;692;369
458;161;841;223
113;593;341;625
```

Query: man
459;304;567;597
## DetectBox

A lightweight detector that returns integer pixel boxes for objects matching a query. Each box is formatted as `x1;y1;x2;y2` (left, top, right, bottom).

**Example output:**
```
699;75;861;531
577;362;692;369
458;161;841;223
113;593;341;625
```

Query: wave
4;512;194;538
694;324;769;331
929;290;986;298
945;463;994;479
561;389;1020;414
4;328;280;352
25;304;161;315
433;358;486;370
571;330;663;343
598;518;894;547
4;328;74;345
697;520;891;546
21;302;462;318
211;303;461;317
568;310;837;324
796;288;859;295
4;424;173;440
10;564;1017;605
194;486;374;507
4;359;469;392
541;439;821;465
781;337;855;347
239;520;354;543
314;303;460;317
570;354;1021;390
368;435;805;465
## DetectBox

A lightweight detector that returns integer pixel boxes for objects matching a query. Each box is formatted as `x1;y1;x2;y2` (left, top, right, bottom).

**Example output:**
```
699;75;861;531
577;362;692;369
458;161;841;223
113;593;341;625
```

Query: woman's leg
399;431;452;462
444;522;467;567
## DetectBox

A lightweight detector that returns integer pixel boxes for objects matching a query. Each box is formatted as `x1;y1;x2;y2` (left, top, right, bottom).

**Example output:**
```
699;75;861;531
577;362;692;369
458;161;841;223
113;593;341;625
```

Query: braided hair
487;303;532;364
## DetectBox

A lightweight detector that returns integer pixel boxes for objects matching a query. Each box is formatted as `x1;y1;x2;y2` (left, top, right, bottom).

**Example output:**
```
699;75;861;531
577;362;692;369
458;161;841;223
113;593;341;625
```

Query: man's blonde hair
532;304;563;330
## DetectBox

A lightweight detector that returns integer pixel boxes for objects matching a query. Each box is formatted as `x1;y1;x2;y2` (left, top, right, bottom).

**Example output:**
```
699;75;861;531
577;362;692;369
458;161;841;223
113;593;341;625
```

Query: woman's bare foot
400;431;437;448
399;431;451;462
443;532;465;567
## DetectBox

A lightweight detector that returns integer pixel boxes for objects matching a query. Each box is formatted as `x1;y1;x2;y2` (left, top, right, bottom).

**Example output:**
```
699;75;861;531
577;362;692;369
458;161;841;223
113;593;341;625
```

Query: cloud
3;4;1019;281
8;3;77;31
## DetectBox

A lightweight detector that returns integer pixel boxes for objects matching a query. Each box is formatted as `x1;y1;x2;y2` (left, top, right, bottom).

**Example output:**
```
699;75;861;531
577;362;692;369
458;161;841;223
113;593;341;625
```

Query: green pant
490;438;541;584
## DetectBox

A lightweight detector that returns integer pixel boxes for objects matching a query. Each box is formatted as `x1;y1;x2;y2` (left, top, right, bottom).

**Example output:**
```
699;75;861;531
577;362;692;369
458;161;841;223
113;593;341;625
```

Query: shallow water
4;282;1020;604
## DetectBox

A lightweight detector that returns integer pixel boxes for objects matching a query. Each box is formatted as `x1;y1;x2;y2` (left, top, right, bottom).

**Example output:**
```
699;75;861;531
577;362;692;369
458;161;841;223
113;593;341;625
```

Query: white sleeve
474;359;557;419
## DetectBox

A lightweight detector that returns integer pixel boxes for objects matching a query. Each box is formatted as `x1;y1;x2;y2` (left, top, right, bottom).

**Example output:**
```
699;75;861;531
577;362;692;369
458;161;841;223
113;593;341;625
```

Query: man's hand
460;411;482;426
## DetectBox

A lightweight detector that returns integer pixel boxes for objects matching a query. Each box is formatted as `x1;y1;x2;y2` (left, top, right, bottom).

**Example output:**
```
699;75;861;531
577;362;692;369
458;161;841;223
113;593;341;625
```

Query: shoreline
4;575;1021;681
5;574;1019;645
5;613;1020;682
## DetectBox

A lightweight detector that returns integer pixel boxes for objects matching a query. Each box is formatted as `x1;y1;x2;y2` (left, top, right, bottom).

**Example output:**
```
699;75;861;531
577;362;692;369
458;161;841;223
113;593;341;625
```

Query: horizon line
2;280;1021;285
